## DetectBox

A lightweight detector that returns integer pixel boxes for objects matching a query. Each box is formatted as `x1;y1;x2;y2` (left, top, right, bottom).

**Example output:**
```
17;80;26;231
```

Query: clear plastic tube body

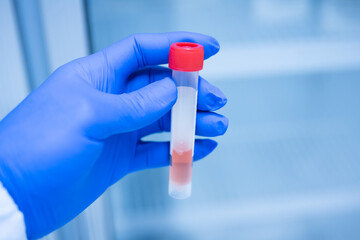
169;70;198;199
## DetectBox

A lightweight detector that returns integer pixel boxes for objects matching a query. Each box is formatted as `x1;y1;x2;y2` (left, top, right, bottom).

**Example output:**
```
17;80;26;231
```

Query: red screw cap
169;42;204;72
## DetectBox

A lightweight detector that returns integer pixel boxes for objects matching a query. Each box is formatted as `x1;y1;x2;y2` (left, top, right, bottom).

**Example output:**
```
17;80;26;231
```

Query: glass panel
0;0;29;119
87;0;360;49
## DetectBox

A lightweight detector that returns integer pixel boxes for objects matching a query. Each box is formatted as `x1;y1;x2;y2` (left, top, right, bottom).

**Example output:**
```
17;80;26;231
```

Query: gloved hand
0;32;228;239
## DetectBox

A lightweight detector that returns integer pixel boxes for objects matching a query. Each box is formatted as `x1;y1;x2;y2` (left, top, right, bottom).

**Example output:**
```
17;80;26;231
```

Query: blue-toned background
1;0;360;239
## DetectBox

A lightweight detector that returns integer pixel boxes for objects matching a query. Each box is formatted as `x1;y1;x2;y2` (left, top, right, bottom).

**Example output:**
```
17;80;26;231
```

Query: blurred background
1;0;360;239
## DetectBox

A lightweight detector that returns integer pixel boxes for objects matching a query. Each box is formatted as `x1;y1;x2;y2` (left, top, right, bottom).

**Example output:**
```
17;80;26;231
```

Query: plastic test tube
168;42;204;199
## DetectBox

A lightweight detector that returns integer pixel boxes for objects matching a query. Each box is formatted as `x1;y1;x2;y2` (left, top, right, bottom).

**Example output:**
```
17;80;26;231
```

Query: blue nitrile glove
0;32;228;239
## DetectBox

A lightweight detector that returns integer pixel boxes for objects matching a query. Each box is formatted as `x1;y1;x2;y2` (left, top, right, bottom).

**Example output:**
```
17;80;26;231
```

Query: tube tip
169;181;192;199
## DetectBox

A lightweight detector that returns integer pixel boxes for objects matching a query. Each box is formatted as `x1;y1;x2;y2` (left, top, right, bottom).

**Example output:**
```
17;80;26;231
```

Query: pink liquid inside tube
170;149;193;185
